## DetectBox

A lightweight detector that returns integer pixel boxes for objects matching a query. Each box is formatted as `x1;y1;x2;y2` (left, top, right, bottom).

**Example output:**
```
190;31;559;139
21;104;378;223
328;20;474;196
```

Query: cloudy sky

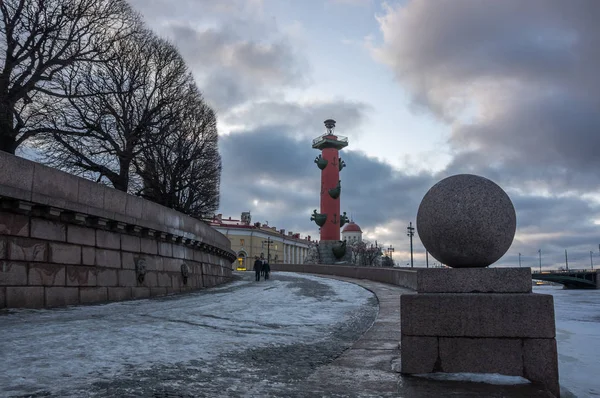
128;0;600;269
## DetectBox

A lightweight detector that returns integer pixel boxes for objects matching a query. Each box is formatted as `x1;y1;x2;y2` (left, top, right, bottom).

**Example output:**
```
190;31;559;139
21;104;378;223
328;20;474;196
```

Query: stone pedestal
317;240;352;264
401;267;560;397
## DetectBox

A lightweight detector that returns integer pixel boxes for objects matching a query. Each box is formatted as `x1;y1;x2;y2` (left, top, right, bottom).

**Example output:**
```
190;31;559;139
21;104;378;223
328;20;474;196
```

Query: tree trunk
0;101;16;154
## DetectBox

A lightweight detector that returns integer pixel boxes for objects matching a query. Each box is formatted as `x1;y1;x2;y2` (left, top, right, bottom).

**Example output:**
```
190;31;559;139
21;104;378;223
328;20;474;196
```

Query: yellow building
208;212;314;270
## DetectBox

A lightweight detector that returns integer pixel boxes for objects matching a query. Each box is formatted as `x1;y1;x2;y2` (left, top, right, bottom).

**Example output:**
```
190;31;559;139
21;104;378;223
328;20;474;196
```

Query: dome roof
342;221;362;233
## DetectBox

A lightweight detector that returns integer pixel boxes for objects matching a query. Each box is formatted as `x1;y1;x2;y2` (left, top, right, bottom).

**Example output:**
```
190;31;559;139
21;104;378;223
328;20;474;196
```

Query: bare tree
135;82;222;218
36;31;189;192
349;240;382;266
0;0;135;154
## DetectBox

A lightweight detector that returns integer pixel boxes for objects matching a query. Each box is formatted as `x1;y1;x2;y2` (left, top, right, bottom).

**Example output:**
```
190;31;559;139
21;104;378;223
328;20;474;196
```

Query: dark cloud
222;99;372;139
375;0;600;193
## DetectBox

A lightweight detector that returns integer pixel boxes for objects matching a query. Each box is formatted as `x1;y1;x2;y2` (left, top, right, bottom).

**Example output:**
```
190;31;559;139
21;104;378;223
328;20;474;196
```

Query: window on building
240;239;245;246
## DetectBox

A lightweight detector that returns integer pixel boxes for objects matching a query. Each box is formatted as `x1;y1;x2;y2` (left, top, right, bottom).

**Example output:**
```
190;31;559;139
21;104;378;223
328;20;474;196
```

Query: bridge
532;269;600;289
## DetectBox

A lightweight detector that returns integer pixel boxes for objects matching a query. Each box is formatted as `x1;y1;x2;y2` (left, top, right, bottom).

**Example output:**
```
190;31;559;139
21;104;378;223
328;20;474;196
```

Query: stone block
82;247;95;265
184;247;194;260
157;272;172;287
66;266;97;286
8;238;47;262
95;248;121;268
140;237;157;254
97;268;118;287
107;287;131;301
167;286;181;295
158;242;172;257
120;252;135;270
78;178;105;209
66;225;95;246
80;287;108;304
0;151;35;195
121;234;140;252
172;244;185;259
32;163;79;203
439;337;523;375
144;272;158;287
0;213;30;237
417;267;532;293
45;287;79;307
29;263;66;286
162;258;180;273
125;195;144;219
103;187;127;215
150;287;167;297
0;238;6;259
31;219;66;242
1;261;28;285
48;243;81;265
523;339;560;398
401;293;555;338
0;287;5;307
132;287;150;299
118;270;137;287
400;335;439;374
96;230;121;249
7;286;44;308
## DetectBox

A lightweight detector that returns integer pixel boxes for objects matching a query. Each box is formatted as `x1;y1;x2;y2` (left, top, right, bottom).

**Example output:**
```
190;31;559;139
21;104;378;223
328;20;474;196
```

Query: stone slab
417;267;532;293
400;335;438;373
66;266;97;286
121;234;140;253
29;263;66;286
45;287;79;307
67;224;95;246
0;213;30;237
523;338;560;398
96;230;121;250
48;242;81;265
132;287;150;299
31;219;66;242
8;238;47;262
401;293;555;338
96;268;118;287
439;337;523;375
95;248;121;268
6;286;44;308
107;287;131;301
0;151;35;195
0;261;27;285
80;287;108;304
0;286;5;307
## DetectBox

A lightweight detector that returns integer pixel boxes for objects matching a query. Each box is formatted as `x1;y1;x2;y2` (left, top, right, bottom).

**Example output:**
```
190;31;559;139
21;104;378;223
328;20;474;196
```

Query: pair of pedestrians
253;256;270;281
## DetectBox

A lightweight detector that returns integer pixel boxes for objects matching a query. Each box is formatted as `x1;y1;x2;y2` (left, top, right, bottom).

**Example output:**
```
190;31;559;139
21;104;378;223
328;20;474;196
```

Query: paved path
301;274;554;398
1;271;555;397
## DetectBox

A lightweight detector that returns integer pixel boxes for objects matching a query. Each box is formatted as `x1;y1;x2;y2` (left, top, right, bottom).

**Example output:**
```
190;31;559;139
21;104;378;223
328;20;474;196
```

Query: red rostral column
312;119;348;241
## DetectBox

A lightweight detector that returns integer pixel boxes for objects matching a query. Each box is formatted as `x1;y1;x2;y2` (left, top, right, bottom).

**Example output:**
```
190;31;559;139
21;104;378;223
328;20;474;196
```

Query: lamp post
518;252;521;268
426;251;429;268
407;222;414;268
590;251;594;270
262;237;273;262
538;249;542;273
565;249;569;271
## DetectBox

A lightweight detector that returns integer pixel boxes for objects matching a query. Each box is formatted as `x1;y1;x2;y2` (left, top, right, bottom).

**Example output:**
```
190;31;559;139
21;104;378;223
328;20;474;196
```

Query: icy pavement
0;272;378;397
1;272;562;397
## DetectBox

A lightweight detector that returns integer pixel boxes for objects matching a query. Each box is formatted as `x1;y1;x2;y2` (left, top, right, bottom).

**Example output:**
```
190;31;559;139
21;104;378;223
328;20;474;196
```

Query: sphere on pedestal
416;174;516;268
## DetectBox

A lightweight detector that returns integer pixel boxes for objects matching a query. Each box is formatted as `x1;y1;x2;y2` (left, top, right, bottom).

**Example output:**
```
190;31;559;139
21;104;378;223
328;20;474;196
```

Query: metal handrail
312;133;349;146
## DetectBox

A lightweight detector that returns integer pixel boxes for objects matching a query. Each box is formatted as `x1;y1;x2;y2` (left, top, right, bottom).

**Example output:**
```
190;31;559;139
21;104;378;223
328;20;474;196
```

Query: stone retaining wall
0;151;236;308
270;263;418;290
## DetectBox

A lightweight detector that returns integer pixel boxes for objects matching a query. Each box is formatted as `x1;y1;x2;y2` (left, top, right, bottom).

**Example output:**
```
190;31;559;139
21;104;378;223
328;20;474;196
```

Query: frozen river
534;285;600;397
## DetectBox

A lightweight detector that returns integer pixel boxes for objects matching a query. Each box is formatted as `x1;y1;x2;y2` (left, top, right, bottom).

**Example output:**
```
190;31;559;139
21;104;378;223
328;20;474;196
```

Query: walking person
253;256;262;281
263;260;271;280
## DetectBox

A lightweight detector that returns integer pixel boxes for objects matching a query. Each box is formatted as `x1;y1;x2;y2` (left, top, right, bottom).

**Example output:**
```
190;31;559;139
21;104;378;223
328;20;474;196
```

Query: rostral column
311;119;349;262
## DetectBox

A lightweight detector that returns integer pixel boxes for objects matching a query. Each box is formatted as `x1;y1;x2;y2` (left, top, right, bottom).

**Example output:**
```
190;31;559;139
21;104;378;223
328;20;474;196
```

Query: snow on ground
0;272;376;397
414;373;531;385
534;285;600;398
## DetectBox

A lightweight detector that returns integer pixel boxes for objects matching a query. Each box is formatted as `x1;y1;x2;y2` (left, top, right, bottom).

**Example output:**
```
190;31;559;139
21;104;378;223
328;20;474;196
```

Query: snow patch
414;372;531;385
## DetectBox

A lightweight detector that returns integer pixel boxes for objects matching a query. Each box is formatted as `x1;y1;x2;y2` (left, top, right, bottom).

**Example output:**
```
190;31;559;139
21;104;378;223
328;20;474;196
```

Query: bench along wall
0;152;236;309
270;263;418;290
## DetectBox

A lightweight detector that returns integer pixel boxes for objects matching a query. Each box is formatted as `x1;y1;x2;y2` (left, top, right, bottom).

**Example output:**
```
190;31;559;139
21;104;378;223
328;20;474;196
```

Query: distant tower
310;120;350;263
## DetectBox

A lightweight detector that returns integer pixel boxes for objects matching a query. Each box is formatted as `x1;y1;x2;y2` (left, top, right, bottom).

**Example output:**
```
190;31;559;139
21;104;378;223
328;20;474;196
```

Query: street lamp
262;237;273;262
388;245;394;260
538;249;542;273
407;222;415;268
518;252;521;268
426;251;429;268
590;251;594;270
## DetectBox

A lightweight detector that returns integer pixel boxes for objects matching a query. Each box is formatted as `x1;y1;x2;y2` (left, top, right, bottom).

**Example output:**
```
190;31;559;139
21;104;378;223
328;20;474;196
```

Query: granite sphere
416;174;516;268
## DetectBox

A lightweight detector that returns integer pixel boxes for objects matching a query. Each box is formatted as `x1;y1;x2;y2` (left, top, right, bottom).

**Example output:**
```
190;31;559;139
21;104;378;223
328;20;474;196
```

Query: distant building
341;221;363;243
208;212;314;269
